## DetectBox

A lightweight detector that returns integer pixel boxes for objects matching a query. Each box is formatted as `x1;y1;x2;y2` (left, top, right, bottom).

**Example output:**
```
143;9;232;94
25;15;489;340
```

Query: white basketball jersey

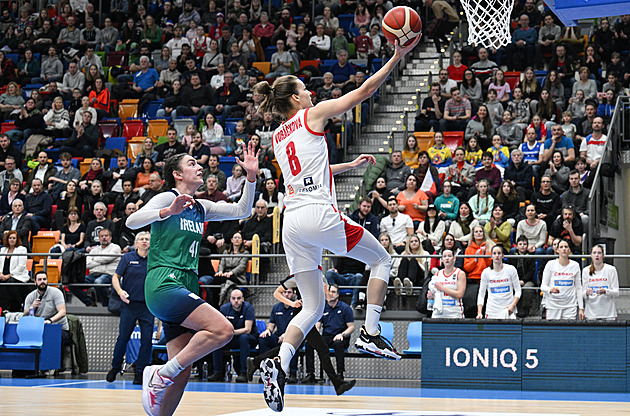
273;108;337;210
433;267;464;318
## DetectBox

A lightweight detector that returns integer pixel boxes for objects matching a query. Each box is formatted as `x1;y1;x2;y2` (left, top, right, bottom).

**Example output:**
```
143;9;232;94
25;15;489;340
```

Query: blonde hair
471;225;495;249
589;245;605;276
252;75;301;120
404;234;427;270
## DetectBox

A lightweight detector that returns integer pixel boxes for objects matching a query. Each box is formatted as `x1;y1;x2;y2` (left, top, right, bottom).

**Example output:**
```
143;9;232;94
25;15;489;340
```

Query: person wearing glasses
379;197;414;254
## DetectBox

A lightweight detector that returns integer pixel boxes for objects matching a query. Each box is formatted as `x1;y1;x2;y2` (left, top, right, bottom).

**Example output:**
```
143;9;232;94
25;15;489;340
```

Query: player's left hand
236;141;260;182
349;154;376;168
578;309;585;320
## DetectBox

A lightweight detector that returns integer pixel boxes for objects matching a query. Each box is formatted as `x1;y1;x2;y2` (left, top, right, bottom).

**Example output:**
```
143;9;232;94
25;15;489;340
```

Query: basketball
382;6;422;47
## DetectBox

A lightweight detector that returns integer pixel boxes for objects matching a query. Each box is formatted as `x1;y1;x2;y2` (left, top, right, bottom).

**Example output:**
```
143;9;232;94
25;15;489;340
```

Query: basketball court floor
1;374;629;415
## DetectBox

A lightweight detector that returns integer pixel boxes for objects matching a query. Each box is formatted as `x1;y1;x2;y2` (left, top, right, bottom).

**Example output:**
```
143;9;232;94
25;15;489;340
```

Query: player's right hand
169;194;195;216
394;35;421;59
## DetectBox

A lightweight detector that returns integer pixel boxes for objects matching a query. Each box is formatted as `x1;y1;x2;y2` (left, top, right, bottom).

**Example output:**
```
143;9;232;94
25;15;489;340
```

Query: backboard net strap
460;0;514;49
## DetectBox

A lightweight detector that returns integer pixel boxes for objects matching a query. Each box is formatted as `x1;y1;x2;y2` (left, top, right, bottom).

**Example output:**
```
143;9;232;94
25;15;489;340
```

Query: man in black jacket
104;154;136;202
57;111;99;158
0;135;22;171
349;199;379;239
24;178;53;234
155;127;186;169
174;73;213;119
503;149;535;201
241;200;272;251
0;199;32;247
508;235;537;318
7;98;45;144
208;71;241;120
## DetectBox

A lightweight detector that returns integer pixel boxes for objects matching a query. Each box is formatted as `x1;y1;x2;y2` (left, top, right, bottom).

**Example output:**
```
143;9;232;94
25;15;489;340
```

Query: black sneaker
133;372;143;385
287;373;298;384
246;356;257;382
207;372;223;382
260;357;286;412
235;373;248;383
334;378;356;396
355;325;401;360
301;373;317;384
106;368;119;383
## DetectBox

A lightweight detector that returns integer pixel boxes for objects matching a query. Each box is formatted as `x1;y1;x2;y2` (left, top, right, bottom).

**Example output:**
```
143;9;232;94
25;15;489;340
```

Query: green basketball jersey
147;194;205;272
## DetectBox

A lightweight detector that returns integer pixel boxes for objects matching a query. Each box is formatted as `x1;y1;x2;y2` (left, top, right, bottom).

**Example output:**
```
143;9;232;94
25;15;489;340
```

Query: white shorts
282;204;364;275
546;307;577;320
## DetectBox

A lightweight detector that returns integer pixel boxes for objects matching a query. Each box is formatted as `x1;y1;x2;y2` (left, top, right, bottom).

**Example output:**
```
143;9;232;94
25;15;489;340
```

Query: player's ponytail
253;75;300;120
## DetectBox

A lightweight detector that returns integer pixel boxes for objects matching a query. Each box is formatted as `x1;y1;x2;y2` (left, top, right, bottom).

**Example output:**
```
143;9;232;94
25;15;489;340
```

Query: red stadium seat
122;120;145;141
106;51;128;67
442;131;464;153
504;71;521;90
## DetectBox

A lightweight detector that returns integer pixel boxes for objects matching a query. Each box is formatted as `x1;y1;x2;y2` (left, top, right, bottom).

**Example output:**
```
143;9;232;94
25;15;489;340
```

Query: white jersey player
541;240;585;320
477;246;521;319
252;35;421;412
582;245;619;320
429;250;466;319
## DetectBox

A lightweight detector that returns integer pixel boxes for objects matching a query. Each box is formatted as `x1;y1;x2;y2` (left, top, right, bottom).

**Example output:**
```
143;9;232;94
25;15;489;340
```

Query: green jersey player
126;142;259;416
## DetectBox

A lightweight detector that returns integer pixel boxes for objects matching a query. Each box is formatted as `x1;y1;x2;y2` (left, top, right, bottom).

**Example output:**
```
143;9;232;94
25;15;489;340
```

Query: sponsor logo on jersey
490;278;509;284
442;299;456;306
180;218;204;235
554;279;574;287
298;183;323;193
490;286;510;293
304;176;313;186
274;116;304;145
188;293;200;300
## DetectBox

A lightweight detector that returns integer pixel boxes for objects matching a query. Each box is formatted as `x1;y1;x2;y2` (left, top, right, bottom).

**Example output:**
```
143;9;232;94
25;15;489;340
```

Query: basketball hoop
460;0;514;50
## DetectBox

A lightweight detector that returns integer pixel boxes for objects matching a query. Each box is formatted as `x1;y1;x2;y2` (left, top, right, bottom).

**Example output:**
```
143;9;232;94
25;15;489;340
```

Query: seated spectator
561;170;589;229
543;124;575;165
417;204;446;252
135;172;163;209
112;180;140;221
368;177;393;220
113;202;141;252
43;97;71;138
78;158;108;195
447;50;468;82
487;135;510;171
380;197;414;253
497;110;523;152
506;14;536;70
308;23;331;60
472;152;501;197
447;149;475;201
544;150;570;195
316;6;340;37
253;11;275;49
0;230;30;312
0;156;23;195
224;164;246;202
527;113;547;142
73;97;97;128
88;78;110;120
518;67;541;114
188;131;211;170
33;46;63;84
354;25;373;60
84;202;115;249
58;207;86;251
579;117;605;170
415;82;445;133
548;44;576;102
485;89;504;127
515;204;547;255
134;158;157;196
155;128;187;170
25;178;53;234
325;254;365;308
507;87;531;130
568;89;586;122
413;150;440;198
536;14;561;66
542;71;565;115
449;202;479;245
24;272;69;338
71;228;121;307
133;139;159;170
17;49;40;86
484;205;511;253
602;72;623;96
576;103;597;143
259;178;284;215
0;131;22;170
55;109;100;167
427;132;452;170
241;199;272;252
396;173;429;228
266;39;292;79
560;111;577;144
504;149;535;201
465;137;483;169
385;151;411;193
8;98;45;143
573;66;598;101
0;179;24;218
156;79;187;120
495;180;521;223
196;174;229;203
437;69;458;100
0;199;31;247
531;174;561;230
441;87;472;132
468;179;494;225
329;50;356;94
597;89;616;121
471;47;498;87
489;70;512;105
394;234;428;296
208;288;258;383
316;72;335;102
429;233;465;271
55;181;83;220
465;105;494;150
202;112;226;155
81;182;109;225
0;82;24;122
123;56;159;116
460;69;483;113
547;206;583;255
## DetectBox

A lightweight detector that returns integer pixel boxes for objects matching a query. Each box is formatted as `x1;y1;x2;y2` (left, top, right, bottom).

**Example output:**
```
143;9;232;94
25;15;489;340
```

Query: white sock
158;356;184;379
365;304;383;336
278;343;295;374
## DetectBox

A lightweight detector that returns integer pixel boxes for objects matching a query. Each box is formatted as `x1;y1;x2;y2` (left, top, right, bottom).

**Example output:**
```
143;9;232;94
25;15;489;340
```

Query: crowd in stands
0;0;626;370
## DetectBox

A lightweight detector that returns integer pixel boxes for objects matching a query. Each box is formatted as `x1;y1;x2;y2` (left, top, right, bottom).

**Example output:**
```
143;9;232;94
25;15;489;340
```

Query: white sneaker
393;278;403;296
260;357;286;412
403;278;413;296
142;365;174;416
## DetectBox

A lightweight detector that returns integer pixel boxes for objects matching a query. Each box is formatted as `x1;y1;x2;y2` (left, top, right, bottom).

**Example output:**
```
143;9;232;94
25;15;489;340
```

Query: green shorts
145;267;204;342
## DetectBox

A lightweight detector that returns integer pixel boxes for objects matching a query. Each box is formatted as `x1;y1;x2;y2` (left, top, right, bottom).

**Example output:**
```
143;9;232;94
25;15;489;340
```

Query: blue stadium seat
264;46;278;62
218;156;237;177
402;322;422;355
109;157;131;169
338;14;354;31
6;54;19;65
143;101;163;118
105;136;126;153
224;121;237;136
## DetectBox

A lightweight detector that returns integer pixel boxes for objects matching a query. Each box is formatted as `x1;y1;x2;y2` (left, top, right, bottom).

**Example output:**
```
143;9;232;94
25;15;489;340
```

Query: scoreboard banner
421;319;629;392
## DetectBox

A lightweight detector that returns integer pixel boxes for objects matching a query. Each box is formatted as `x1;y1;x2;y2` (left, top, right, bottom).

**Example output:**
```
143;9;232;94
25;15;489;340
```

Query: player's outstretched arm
307;37;420;128
126;192;180;229
331;154;376;175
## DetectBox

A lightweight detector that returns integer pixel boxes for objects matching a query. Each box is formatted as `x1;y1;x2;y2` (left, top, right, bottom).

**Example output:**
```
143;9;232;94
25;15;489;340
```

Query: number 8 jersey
273;108;337;210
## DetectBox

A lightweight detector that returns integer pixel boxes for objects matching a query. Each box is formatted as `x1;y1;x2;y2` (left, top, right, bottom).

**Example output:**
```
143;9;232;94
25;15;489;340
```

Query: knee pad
369;251;392;284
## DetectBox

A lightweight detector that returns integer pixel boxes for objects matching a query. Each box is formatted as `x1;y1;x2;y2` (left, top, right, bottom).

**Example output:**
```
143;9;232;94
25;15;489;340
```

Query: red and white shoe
142;365;174;416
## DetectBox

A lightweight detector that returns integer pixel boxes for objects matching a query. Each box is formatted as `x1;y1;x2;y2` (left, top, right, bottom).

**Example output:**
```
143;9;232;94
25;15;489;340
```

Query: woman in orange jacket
88;78;110;120
462;225;495;317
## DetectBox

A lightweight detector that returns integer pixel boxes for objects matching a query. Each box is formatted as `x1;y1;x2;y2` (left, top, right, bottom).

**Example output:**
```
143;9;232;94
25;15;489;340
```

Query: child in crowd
224;164;246;202
568;89;586;121
560;111;576;140
484;89;504;126
520;126;545;176
427;131;452;171
575;157;593;189
286;23;298;50
527;114;547;142
331;27;349;58
232;120;249;156
466;136;483;169
355;25;373;60
402;134;420;169
181;123;196;149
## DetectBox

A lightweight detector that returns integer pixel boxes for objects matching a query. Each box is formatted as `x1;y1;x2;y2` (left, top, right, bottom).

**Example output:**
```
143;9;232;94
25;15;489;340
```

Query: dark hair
253;76;301;120
516;235;529;245
65;206;83;227
481;150;494;160
461;69;477;88
261;178;279;204
424;207;442;234
496;180;517;202
551;149;564;165
477;105;494;138
163;153;189;189
404;173;418;191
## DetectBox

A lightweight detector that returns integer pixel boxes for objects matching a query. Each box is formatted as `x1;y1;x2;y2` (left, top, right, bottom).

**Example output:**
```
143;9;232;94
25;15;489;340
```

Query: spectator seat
252;62;271;76
224;121;237;136
402;321;422;355
147;119;169;139
128;142;144;163
143;101;164;119
105;51;128;67
119;100;139;122
442;131;464;153
122;120;145;141
98;120;120;140
414;132;435;152
1;122;16;134
504;71;521;90
105;137;126;153
31;236;57;263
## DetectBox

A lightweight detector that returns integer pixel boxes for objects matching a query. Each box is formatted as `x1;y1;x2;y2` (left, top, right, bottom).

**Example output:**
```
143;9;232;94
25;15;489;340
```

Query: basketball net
460;0;514;49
